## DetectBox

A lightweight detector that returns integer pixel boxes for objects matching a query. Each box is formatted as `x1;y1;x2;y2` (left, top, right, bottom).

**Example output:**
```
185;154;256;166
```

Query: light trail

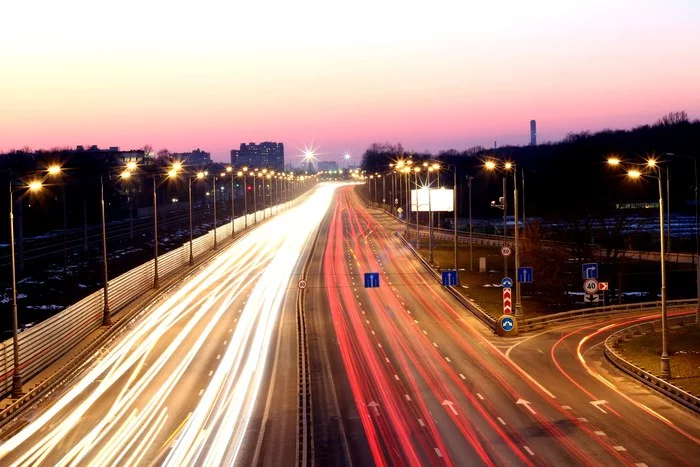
0;183;340;465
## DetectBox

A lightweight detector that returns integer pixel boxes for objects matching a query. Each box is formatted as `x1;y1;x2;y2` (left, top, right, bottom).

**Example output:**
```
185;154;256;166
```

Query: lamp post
403;166;410;237
8;177;44;397
414;167;421;249
427;166;434;263
486;159;523;316
99;175;111;327
467;175;474;272
239;168;248;228
252;170;258;224
226;166;235;237
665;152;700;324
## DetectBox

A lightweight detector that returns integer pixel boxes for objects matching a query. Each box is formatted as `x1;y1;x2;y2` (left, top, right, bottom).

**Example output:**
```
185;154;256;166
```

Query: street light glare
226;166;233;172
172;162;183;171
47;165;61;175
120;170;131;179
237;171;243;176
126;161;138;171
197;172;205;179
168;169;178;178
628;169;642;178
607;157;621;166
504;162;513;170
647;159;657;167
28;180;42;191
485;160;497;170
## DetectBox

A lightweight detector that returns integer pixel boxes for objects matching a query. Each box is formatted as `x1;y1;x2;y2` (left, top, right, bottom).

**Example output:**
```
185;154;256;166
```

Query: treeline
361;112;700;220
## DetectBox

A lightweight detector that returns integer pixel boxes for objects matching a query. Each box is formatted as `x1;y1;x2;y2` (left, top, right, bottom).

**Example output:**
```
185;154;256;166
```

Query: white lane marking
537;349;544;354
590;400;609;414
445;357;451;363
477;393;485;400
223;341;227;345
406;310;411;314
229;328;233;332
594;431;606;436
523;446;535;456
435;448;443;458
198;389;204;396
516;399;536;415
635;464;648;467
577;418;589;422
613;446;626;451
497;417;507;425
366;320;370;324
385;357;390;363
216;354;221;360
418;418;425;427
423;330;428;335
414;320;419;324
405;394;411;401
371;330;375;335
377;343;382;348
432;342;438;348
459;374;466;380
208;370;214;376
394;375;400;381
561;405;573;410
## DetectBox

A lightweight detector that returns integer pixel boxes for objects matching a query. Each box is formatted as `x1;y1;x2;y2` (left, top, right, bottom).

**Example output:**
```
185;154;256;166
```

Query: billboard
410;188;454;212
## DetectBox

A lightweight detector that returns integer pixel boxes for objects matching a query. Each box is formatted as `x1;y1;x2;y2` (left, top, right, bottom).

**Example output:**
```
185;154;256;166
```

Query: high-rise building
317;160;338;172
173;148;211;166
230;142;284;171
530;120;537;146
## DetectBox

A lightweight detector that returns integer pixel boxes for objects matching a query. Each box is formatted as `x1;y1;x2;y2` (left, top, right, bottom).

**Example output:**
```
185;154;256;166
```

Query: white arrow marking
368;401;380;415
516;399;537;415
442;400;458;415
590;400;609;414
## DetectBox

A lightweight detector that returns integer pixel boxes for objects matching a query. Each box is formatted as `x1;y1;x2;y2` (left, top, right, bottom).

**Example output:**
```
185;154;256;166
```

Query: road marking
223;340;227;345
385;357;390;363
234;318;238;323
561;405;572;410
371;330;375;335
497;417;507;425
405;394;411;401
378;343;382;348
523;446;535;456
477;393;485;400
442;400;458;415
366;320;370;324
216;354;221;360
229;328;233;332
537;349;543;354
394;374;400;381
613;446;626;451
516;399;536;414
459;373;466;380
433;342;438;348
590;400;609;414
435;448;443;458
445;357;451;363
423;330;428;334
577;418;588;422
208;370;213;376
414;319;419;324
198;389;204;396
635;464;648;467
418;418;425;427
594;431;606;436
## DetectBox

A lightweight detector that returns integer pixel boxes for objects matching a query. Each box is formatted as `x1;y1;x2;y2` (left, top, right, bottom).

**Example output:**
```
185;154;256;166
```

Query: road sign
364;272;380;288
584;293;600;303
501;277;513;288
394;198;399;205
397;207;403;213
583;278;599;294
501;246;512;256
500;315;515;332
298;279;307;289
599;282;609;291
582;263;599;279
442;270;458;287
503;287;512;314
517;267;533;284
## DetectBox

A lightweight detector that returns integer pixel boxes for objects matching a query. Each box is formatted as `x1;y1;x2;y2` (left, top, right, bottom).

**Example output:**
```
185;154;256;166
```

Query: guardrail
0;194;306;399
519;299;698;332
604;315;700;413
395;233;498;331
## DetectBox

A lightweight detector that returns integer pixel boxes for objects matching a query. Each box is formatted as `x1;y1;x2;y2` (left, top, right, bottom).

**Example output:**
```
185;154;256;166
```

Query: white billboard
411;188;454;212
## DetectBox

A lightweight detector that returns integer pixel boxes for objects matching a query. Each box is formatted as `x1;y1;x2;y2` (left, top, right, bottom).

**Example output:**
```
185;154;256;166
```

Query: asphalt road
0;184;340;466
313;186;700;465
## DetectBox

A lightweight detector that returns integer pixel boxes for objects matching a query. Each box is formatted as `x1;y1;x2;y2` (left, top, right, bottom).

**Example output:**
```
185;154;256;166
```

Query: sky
1;0;699;165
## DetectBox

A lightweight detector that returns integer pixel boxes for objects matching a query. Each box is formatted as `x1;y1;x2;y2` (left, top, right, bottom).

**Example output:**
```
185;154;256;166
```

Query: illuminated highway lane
0;183;340;466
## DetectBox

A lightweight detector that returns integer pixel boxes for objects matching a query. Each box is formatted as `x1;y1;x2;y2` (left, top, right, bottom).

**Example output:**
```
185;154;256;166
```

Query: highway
0;184;340;466
311;186;700;465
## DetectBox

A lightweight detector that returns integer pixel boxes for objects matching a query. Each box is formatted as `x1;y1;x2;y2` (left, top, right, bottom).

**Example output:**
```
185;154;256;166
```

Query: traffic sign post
582;263;599;279
503;287;512;314
517;267;533;284
298;279;307;289
364;272;380;288
442;270;458;287
598;282;609;291
501;246;512;257
501;277;513;288
583;278;599;294
583;293;600;303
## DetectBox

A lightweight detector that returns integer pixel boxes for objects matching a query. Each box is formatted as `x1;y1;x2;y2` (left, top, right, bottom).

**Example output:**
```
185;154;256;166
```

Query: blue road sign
582;263;599;279
442;270;458;287
517;267;533;284
364;272;380;288
500;316;515;332
501;277;513;288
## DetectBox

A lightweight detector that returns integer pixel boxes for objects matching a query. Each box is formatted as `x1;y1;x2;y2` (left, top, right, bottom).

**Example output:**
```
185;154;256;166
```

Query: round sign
497;315;518;336
501;246;512;256
501;277;513;288
298;279;307;289
583;278;599;294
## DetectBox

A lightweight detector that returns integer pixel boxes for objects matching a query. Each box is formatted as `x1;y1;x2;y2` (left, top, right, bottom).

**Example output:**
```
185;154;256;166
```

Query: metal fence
0;200;294;396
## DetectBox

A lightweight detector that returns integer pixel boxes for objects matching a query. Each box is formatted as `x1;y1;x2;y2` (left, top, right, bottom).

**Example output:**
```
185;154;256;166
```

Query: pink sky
1;1;699;165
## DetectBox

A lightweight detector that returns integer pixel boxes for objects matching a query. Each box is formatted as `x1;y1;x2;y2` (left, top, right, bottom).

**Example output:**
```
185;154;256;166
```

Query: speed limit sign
501;246;512;256
298;279;307;289
583;278;599;294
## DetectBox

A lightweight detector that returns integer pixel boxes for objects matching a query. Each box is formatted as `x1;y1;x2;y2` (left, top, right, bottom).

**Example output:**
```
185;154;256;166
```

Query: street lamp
466;175;474;272
8;177;45;397
239;168;248;228
99;175;111;327
226;166;235;238
485;159;523;316
665;152;700;325
625;165;671;378
413;167;421;249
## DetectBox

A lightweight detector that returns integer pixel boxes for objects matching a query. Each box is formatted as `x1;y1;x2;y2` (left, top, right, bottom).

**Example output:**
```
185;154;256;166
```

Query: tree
655;110;688;127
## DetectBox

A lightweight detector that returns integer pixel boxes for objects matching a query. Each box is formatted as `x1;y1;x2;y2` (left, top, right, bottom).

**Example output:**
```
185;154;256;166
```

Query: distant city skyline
1;1;699;164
